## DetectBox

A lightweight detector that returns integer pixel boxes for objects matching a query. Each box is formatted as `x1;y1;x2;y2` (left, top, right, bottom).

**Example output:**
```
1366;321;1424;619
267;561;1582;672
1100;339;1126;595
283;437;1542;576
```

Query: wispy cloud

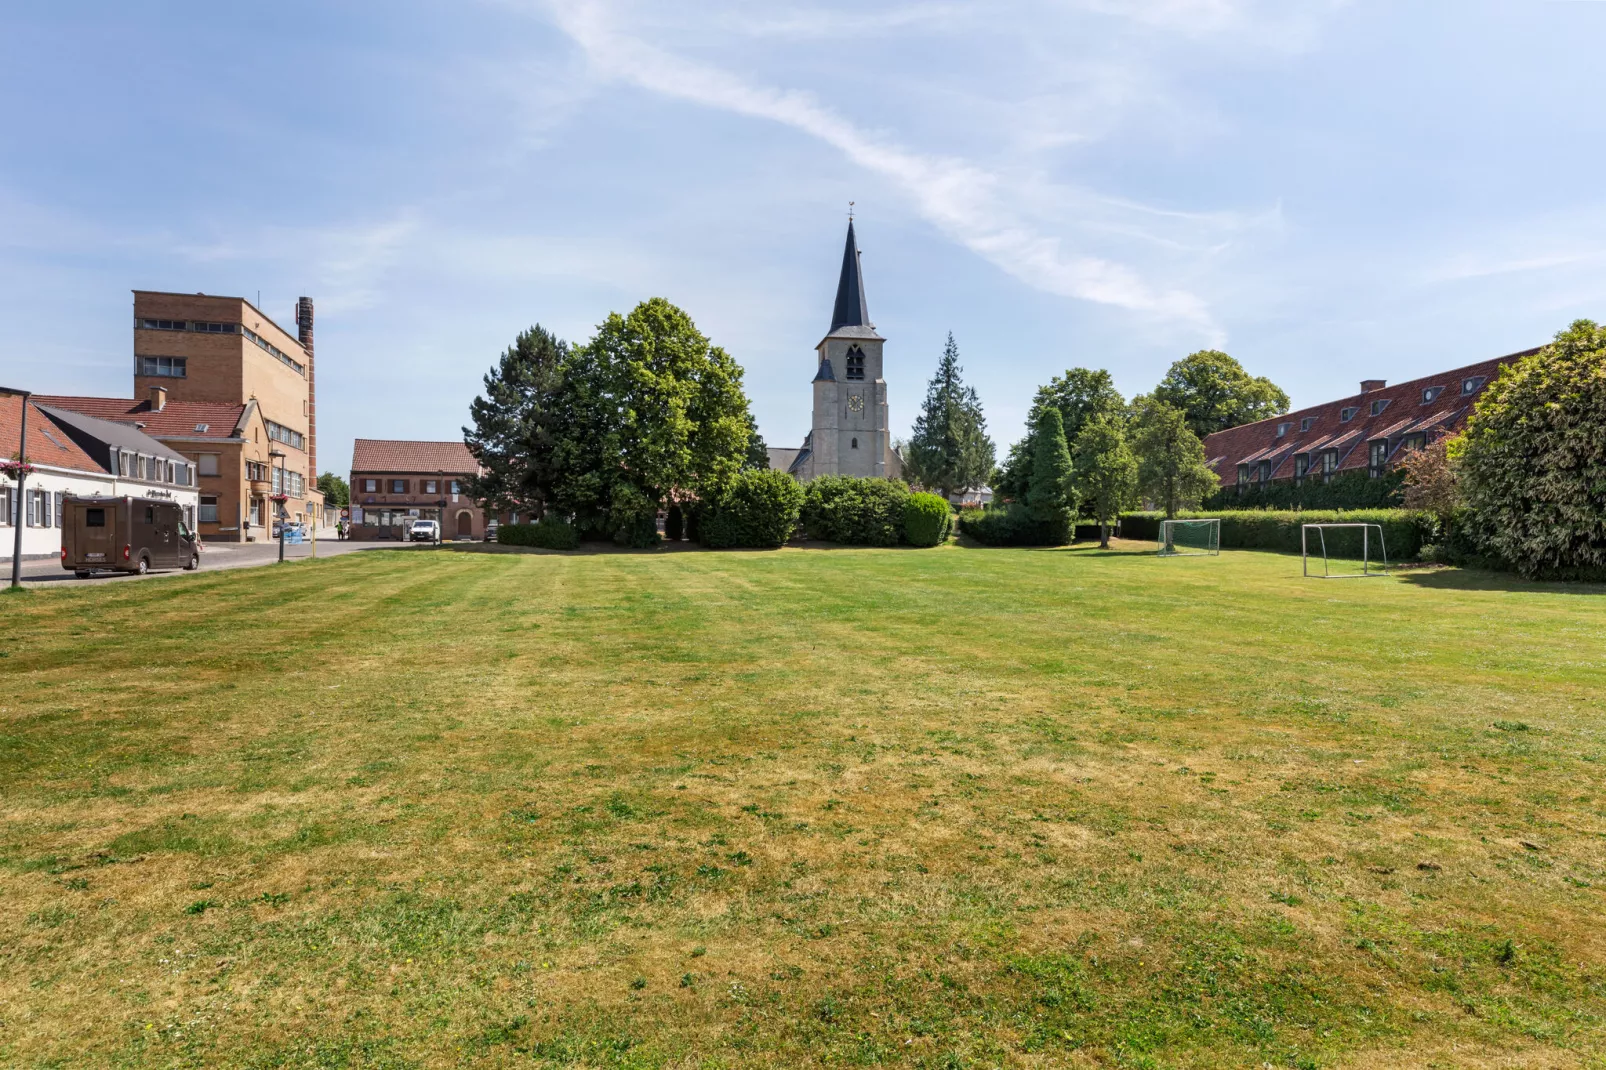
544;0;1223;338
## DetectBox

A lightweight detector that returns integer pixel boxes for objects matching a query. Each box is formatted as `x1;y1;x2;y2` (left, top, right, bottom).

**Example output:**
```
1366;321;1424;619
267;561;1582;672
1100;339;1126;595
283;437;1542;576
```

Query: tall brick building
348;439;489;540
39;290;323;542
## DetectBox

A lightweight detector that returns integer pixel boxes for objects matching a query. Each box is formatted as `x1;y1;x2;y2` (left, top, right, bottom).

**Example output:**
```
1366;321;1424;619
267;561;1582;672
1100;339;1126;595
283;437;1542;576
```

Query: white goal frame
1157;518;1221;557
1302;522;1389;578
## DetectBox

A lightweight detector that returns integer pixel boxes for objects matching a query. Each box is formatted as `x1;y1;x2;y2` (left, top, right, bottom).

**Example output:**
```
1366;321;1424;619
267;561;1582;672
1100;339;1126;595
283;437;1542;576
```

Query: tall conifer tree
906;333;995;499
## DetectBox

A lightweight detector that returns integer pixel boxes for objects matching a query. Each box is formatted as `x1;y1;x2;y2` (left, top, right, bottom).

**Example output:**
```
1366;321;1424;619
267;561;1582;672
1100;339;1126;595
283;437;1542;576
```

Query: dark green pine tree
905;333;996;499
1026;406;1074;535
462;325;568;519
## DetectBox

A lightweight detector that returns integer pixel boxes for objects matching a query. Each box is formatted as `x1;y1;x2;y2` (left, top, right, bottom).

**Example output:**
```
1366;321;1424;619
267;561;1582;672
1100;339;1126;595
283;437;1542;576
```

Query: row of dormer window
110;449;194;487
1239;431;1431;487
1272;376;1487;438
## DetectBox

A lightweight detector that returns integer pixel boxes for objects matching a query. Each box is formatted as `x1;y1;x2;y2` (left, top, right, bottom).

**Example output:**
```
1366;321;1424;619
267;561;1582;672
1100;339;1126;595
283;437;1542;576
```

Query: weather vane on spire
848;201;855;221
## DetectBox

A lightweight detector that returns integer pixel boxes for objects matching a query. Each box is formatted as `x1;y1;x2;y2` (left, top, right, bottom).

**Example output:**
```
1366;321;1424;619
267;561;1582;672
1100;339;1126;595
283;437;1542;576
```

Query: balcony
249;478;271;495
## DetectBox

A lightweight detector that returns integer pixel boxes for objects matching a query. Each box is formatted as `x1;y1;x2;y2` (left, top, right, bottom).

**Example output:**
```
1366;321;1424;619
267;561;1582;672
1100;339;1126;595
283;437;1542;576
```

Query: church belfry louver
780;220;901;481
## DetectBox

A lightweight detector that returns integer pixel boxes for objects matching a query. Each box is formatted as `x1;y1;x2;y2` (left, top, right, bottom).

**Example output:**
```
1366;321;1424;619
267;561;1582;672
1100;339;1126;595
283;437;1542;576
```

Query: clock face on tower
847;394;865;413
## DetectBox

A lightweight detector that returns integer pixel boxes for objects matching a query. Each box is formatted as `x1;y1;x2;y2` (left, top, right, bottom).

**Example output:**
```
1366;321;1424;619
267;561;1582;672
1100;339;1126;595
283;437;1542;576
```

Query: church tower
793;220;898;480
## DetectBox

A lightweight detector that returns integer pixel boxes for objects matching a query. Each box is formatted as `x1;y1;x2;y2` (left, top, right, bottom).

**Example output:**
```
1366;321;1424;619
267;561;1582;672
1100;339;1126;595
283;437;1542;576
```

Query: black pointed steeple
829;220;871;334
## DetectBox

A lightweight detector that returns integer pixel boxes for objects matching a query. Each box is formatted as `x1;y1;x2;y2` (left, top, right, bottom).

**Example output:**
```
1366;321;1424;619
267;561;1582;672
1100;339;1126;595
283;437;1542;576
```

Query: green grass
1;541;1604;1068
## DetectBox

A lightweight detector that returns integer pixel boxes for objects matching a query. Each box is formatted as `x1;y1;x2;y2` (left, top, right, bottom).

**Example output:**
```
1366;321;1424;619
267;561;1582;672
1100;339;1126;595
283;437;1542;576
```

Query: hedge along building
0;394;199;560
1199;348;1539;495
773;220;904;481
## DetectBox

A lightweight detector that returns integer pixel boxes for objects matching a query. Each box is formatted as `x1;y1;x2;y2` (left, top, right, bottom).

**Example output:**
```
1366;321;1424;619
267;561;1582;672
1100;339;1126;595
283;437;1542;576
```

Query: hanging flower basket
270;492;290;503
0;460;34;480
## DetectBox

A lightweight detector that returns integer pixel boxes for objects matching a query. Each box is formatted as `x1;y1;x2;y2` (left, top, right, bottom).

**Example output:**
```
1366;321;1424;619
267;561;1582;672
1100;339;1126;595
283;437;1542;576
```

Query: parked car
409;519;440;542
62;495;199;577
484;520;499;542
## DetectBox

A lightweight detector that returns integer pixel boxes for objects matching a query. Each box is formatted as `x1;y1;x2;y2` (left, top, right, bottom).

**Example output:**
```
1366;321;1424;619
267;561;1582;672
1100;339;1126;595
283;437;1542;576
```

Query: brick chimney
1361;379;1387;392
296;296;316;482
149;385;167;411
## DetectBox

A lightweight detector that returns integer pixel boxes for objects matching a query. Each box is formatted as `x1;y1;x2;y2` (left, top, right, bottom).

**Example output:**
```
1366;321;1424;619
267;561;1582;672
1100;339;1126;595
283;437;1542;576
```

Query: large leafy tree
463;325;568;518
1459;319;1606;578
1072;413;1138;548
1130;396;1218;518
1153;350;1289;440
905;333;996;499
552;298;752;545
742;412;770;471
315;472;349;508
995;368;1126;501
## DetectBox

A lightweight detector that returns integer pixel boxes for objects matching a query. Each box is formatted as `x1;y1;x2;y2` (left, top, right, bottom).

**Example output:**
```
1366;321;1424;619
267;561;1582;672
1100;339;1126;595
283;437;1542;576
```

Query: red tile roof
350;439;479;474
0;395;106;474
1202;349;1534;485
33;396;247;439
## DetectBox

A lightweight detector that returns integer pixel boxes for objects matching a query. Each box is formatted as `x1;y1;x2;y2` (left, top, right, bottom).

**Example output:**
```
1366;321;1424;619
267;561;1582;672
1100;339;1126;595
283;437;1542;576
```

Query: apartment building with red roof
348;439;490;541
1200;348;1537;495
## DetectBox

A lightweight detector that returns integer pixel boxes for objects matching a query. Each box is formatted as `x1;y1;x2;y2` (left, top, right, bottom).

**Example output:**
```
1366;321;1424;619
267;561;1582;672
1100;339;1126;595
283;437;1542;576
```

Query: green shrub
497;517;580;550
1205;469;1405;511
664;504;685;541
609;483;661;548
1460;320;1606;579
958;504;1072;547
801;476;909;546
699;469;804;549
1119;509;1431;560
903;493;953;547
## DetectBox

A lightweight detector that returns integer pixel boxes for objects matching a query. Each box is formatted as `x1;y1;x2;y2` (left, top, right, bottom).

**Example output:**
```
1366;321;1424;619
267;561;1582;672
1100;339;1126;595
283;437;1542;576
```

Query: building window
289;471;304;497
1421;385;1443;405
271;467;282;495
423;480;438;494
139;318;187;331
242;325;305;375
845;346;866;381
54;492;64;527
117;450;133;477
266;420;305;450
137;355;188;378
390;479;407;493
1294;454;1309;483
1368;440;1388;477
363;479;378;493
1370;398;1390;417
1462;376;1486;396
199;495;219;523
1255;460;1270;482
1339;407;1358;422
135;455;147;480
1276;422;1290;438
450;480;460;494
1401;432;1427;453
850;437;859;449
1322;450;1338;483
1300;416;1315;432
0;487;9;526
247;461;269;482
1237;464;1249;486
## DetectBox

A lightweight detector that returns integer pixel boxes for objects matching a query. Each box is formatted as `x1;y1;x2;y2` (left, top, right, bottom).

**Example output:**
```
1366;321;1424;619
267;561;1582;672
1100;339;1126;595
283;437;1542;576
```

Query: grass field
1;542;1604;1069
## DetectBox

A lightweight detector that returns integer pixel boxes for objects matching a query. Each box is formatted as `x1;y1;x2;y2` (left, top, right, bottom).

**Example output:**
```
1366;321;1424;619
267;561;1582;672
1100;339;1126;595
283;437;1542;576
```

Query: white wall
0;465;199;560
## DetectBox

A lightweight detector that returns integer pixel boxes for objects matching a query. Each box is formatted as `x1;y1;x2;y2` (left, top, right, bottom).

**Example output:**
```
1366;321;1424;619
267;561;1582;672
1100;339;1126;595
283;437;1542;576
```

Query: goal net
1302;522;1389;578
1158;518;1220;557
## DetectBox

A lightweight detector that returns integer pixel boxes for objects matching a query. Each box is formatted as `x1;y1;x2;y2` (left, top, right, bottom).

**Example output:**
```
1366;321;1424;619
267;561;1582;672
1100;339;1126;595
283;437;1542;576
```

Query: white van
409;519;440;543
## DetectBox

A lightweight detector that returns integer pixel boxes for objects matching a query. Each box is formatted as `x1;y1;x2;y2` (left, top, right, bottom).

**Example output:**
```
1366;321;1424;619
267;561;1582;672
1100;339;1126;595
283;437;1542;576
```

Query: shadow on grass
1394;566;1606;596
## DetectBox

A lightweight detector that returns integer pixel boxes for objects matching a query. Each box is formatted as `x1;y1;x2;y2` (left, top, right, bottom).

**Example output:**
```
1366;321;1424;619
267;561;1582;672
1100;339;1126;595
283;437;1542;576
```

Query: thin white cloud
546;0;1221;337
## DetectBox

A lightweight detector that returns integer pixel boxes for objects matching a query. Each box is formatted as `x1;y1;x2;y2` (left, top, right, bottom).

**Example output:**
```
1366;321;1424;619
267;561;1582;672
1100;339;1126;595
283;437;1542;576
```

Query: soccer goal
1158;518;1221;557
1302;523;1389;578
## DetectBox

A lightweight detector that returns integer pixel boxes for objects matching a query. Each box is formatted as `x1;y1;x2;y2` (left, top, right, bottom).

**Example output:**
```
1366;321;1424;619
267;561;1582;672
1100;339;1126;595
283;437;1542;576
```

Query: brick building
37;290;323;541
1200;349;1537;493
349;440;489;540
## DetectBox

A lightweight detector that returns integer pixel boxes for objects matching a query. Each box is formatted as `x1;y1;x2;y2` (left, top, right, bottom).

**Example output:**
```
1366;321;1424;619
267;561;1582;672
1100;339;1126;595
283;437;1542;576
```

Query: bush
1204;469;1405;511
699;469;804;549
958;504;1072;547
1119;509;1432;560
497;517;580;550
1460;320;1606;579
664;504;685;541
903;492;953;547
801;476;909;546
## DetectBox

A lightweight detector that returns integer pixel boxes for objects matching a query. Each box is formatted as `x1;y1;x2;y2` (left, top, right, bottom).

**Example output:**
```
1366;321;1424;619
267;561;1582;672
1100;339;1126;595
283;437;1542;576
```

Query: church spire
828;219;871;334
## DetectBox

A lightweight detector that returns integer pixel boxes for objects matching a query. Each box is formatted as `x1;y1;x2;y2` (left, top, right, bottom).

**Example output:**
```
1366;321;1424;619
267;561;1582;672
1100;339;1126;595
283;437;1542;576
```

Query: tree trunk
1100;521;1110;549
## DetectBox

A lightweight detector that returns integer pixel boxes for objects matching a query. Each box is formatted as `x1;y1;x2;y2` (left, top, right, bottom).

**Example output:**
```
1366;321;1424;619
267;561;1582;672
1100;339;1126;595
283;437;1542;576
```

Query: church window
851;437;858;449
845;347;865;380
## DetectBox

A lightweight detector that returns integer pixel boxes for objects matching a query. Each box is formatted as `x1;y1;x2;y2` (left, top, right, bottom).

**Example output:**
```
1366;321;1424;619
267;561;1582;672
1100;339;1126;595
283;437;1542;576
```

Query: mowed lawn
1;543;1604;1069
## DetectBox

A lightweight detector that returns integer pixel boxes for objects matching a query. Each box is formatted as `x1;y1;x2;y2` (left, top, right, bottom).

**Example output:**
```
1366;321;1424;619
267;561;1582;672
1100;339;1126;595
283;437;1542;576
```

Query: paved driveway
7;536;447;587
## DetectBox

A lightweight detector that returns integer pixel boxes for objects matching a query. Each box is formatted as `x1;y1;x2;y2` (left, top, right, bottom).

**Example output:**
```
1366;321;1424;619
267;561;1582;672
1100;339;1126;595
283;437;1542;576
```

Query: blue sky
4;1;1604;471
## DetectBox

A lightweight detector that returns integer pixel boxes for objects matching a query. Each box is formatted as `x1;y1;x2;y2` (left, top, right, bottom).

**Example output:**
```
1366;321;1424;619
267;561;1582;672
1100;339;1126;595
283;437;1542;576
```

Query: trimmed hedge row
957;504;1072;547
904;492;953;547
802;476;909;546
497;517;581;550
1119;509;1432;560
699;469;805;549
1204;470;1406;511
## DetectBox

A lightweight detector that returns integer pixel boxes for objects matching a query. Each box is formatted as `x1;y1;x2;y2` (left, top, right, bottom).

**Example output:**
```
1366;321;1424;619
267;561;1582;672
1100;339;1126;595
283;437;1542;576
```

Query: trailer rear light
123;544;131;561
61;548;67;562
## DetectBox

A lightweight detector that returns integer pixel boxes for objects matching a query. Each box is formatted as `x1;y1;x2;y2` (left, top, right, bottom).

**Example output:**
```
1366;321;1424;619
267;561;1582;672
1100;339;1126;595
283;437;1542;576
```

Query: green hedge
801;476;909;546
699;469;805;549
497;517;580;550
1120;509;1432;560
1205;470;1405;511
903;492;953;547
957;504;1073;547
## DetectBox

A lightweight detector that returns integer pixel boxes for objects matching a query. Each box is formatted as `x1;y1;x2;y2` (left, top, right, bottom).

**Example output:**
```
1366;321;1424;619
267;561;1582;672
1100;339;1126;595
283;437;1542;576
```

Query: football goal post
1302;523;1389;578
1158;518;1221;557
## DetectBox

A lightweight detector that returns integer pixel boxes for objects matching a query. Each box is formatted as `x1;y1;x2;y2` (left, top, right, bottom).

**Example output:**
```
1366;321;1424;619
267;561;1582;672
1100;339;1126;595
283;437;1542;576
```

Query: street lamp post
269;448;287;563
1;385;32;590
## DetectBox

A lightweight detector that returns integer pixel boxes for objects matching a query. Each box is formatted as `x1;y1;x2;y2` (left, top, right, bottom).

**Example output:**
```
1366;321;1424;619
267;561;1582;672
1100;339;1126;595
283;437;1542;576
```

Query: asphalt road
7;534;444;587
